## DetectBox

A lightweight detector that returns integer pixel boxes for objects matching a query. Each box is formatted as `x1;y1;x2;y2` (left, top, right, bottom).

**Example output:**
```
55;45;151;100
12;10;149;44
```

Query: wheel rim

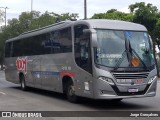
21;78;25;89
68;85;75;97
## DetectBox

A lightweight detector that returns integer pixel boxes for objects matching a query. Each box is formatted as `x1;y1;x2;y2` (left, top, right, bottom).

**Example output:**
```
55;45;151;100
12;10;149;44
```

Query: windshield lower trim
94;63;156;72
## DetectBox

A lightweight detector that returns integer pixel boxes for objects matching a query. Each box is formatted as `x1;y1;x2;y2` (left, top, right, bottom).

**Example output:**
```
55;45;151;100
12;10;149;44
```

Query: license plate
128;88;138;93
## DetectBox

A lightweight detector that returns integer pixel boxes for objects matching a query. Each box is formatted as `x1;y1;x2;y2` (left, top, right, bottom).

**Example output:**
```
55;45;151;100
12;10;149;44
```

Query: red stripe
60;72;75;77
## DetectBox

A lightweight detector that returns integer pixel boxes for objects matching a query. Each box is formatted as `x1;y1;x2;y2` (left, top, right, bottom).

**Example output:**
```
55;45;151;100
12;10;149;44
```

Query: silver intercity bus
4;19;157;102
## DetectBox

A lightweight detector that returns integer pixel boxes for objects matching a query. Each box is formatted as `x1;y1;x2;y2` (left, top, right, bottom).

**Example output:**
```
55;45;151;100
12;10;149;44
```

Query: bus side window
50;27;72;54
74;25;92;74
5;42;12;58
12;40;22;57
59;27;72;53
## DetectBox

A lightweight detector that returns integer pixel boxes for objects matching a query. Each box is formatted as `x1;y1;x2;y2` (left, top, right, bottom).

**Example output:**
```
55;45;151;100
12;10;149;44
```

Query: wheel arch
62;75;74;93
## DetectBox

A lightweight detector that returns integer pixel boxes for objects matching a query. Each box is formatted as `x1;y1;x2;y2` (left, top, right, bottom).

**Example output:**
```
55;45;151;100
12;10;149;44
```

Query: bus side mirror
83;29;91;33
83;29;98;47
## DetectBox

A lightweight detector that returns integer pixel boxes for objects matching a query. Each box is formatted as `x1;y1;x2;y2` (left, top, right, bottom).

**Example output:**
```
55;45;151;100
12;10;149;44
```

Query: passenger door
74;25;93;97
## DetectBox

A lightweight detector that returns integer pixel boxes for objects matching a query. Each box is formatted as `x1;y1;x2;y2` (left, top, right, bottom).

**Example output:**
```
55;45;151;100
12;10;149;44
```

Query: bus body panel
5;57;19;84
5;52;95;98
4;19;157;100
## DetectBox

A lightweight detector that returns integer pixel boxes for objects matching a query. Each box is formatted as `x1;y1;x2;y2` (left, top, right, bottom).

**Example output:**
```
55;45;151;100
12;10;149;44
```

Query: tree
129;2;159;40
129;2;160;76
30;11;55;29
0;9;4;25
92;9;133;21
154;19;160;50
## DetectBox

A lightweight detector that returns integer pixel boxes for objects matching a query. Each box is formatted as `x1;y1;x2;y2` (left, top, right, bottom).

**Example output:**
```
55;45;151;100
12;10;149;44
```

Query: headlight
98;76;115;85
148;76;157;84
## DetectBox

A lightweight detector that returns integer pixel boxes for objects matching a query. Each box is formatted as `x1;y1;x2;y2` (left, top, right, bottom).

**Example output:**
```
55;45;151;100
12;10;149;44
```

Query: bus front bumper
93;78;157;100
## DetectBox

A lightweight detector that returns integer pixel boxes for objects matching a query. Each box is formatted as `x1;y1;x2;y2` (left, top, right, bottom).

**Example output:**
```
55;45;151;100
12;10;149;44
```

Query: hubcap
22;80;24;88
69;86;75;96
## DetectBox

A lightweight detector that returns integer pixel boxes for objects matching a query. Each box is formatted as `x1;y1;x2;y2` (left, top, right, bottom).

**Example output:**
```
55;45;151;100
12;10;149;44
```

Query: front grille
112;72;149;79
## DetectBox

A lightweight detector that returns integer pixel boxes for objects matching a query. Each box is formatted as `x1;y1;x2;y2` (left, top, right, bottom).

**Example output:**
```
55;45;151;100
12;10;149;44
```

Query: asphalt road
0;71;160;120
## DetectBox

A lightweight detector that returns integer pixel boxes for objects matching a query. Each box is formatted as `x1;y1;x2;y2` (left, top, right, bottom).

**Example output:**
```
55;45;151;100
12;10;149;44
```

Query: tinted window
50;31;61;53
59;27;72;52
21;38;34;56
5;42;12;57
34;33;51;55
74;25;92;73
8;27;72;57
50;27;72;53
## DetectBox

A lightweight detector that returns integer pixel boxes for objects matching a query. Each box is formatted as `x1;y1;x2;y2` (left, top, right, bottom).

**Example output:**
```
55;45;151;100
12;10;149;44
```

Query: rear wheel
66;81;78;103
20;75;27;91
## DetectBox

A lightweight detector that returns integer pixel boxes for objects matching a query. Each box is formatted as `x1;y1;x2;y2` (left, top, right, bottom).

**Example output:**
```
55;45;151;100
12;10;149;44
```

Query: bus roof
77;19;147;31
6;19;147;42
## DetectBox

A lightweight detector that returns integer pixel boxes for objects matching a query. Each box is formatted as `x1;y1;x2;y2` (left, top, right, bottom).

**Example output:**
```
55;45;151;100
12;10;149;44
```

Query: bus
4;19;157;102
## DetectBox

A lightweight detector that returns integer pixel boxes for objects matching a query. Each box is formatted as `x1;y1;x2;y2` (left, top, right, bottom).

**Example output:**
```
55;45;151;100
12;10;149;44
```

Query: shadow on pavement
10;86;152;110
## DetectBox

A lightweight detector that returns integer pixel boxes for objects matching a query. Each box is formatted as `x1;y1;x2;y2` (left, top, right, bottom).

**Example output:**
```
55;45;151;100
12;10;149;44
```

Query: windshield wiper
130;48;147;69
114;49;127;70
114;40;147;70
128;40;147;69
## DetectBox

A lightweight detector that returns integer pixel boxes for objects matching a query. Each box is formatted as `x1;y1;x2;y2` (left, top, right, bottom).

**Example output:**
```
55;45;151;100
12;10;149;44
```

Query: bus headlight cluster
98;76;115;85
148;76;157;84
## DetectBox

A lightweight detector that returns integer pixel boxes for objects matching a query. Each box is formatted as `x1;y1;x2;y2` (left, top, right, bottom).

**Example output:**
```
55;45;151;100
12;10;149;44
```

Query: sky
0;0;160;26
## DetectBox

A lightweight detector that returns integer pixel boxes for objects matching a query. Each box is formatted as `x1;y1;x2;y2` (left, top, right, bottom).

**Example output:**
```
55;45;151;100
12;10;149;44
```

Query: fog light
148;76;157;84
98;76;115;85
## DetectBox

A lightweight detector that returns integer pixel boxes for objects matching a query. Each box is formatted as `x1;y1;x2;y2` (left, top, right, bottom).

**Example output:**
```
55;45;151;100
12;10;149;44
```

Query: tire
66;81;78;103
20;75;27;91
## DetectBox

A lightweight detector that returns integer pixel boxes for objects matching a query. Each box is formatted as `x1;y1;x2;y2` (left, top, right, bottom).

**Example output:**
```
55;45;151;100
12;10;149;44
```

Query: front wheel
20;75;27;91
66;81;78;103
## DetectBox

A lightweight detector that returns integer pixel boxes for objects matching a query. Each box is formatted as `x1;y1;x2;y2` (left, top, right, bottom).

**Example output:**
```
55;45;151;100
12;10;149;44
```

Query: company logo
16;57;27;74
136;79;143;84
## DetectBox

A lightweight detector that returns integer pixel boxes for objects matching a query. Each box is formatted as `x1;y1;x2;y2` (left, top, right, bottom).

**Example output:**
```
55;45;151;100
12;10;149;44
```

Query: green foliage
154;19;160;50
128;2;160;55
129;2;159;33
92;9;134;21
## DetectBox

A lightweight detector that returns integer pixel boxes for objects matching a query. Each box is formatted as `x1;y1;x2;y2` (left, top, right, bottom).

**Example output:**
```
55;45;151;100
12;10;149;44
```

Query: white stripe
0;92;6;95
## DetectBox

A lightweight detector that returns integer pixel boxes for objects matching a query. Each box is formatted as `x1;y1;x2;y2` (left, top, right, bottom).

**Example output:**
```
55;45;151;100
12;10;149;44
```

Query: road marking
0;92;6;95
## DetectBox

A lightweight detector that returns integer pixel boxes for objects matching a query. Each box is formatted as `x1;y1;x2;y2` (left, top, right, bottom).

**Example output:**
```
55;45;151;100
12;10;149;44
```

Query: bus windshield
94;29;155;68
